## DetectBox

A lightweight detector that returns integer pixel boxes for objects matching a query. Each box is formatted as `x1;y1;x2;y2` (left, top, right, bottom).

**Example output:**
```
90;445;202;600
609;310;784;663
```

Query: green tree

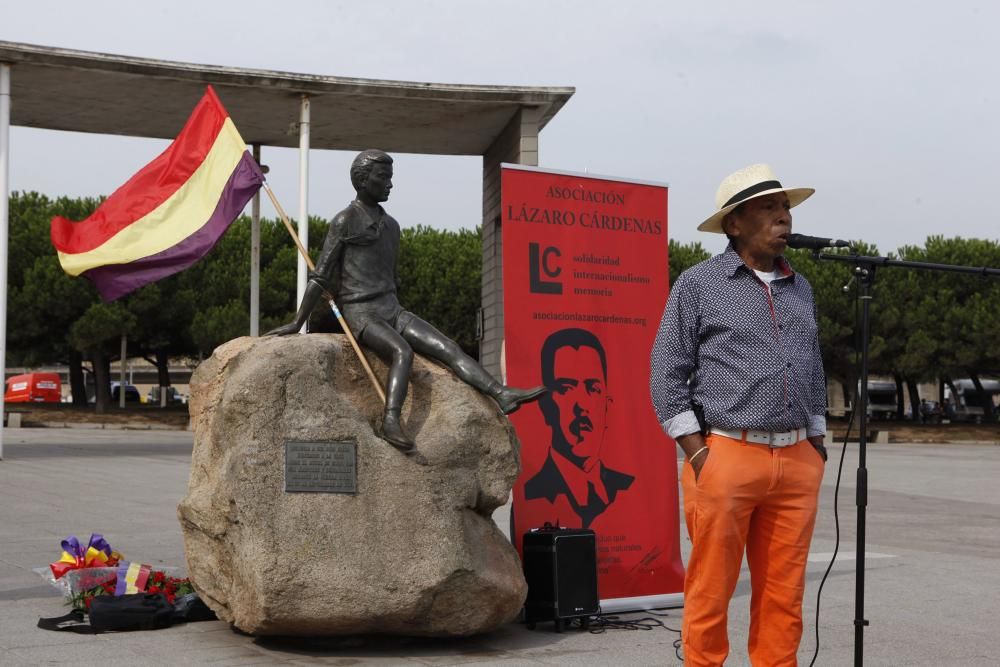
68;302;136;412
7;192;103;405
177;214;312;356
124;279;199;395
897;237;1000;421
668;239;711;285
784;244;885;409
397;225;482;356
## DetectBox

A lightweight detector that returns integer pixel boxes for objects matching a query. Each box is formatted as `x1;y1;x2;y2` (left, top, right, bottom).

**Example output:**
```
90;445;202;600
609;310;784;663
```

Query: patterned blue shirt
649;244;827;438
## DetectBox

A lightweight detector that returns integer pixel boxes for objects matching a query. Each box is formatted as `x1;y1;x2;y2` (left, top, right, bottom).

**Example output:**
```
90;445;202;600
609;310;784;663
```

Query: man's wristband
689;446;709;463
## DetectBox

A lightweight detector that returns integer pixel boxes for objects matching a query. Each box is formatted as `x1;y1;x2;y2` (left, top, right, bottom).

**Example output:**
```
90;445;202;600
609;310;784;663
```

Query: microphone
785;233;852;250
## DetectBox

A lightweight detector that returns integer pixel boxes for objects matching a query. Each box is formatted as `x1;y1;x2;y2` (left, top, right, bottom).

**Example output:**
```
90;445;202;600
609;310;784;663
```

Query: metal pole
0;64;11;460
296;95;310;331
250;143;261;337
854;268;873;666
119;334;126;409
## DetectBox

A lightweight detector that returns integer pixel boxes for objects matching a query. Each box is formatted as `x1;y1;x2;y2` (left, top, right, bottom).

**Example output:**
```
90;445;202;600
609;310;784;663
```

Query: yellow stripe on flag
124;562;142;594
57;119;247;276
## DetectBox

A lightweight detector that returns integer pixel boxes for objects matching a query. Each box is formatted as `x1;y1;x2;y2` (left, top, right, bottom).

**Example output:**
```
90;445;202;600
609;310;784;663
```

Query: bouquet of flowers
36;533;194;611
69;567;195;611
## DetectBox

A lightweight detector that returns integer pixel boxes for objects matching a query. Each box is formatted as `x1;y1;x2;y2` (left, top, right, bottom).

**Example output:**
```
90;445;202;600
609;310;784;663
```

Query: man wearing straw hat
269;149;545;452
650;164;828;666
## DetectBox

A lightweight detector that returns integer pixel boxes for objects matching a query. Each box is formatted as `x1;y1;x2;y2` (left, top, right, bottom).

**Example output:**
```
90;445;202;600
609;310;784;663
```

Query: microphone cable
583;607;683;660
808;396;856;667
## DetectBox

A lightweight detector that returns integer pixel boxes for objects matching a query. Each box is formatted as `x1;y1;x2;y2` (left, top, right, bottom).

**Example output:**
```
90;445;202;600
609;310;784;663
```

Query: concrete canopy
0;40;573;154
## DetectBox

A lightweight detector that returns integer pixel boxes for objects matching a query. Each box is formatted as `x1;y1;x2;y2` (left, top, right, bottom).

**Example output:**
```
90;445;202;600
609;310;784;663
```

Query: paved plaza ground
1;428;997;666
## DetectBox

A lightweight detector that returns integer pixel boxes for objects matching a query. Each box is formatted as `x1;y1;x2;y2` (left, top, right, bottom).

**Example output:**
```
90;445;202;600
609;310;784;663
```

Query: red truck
4;372;62;403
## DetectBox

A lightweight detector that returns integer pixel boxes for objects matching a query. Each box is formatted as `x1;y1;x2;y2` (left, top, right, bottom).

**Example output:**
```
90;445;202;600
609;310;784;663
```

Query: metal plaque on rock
284;441;357;494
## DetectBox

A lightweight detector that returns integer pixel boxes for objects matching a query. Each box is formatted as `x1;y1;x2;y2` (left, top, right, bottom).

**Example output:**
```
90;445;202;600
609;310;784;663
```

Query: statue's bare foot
494;385;548;415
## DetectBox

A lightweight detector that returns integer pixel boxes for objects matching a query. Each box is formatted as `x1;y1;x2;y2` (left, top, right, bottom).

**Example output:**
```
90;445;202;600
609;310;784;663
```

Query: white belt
709;427;807;448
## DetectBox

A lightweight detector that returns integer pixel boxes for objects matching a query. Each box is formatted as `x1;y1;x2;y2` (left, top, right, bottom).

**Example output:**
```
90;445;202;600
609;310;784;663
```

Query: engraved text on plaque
285;441;357;494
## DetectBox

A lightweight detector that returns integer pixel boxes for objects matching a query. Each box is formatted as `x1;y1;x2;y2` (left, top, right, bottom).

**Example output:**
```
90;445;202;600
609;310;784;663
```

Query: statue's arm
311;220;345;294
265;219;345;336
392;219;402;289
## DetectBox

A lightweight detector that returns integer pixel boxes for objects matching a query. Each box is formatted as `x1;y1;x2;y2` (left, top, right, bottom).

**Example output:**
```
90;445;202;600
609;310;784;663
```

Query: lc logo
529;243;562;294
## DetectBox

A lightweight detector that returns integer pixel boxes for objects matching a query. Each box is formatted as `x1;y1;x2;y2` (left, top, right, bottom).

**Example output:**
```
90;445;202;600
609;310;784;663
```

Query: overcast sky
3;0;998;256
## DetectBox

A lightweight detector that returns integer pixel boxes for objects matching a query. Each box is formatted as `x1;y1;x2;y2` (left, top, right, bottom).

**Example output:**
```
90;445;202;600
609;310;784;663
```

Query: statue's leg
400;316;547;415
360;321;415;451
400;316;495;390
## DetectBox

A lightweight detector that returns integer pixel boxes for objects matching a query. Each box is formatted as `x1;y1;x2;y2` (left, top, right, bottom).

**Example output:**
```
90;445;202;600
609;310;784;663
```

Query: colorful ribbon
49;534;117;579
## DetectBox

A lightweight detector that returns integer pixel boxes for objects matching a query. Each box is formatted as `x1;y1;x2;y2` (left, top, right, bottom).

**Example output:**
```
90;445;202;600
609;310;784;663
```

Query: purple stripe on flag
115;562;130;596
83;151;264;301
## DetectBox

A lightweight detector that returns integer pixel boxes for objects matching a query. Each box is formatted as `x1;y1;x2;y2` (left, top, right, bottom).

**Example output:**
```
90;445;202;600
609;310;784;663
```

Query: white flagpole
296;95;310;331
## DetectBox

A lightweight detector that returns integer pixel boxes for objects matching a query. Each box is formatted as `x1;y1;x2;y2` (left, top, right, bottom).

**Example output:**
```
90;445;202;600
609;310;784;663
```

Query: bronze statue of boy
268;149;545;452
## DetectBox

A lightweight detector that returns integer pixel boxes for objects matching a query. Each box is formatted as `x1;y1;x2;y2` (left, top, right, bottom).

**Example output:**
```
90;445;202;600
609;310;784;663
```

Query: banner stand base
599;593;684;614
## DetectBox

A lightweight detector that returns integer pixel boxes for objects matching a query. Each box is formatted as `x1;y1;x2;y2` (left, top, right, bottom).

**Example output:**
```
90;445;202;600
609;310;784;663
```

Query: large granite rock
177;334;527;637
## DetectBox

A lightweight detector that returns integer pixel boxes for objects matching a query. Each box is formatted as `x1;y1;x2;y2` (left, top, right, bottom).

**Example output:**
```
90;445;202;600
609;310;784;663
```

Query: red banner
502;165;684;605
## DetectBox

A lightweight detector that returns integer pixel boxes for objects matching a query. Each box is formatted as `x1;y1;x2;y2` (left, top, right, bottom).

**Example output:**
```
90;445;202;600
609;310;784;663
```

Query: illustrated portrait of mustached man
524;327;635;528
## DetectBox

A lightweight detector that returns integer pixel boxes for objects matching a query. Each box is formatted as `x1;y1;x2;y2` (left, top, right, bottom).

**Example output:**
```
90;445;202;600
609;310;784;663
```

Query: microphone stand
811;250;1000;666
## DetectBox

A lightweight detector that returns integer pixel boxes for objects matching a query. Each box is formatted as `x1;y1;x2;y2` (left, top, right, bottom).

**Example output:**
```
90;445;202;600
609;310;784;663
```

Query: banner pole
261;183;386;404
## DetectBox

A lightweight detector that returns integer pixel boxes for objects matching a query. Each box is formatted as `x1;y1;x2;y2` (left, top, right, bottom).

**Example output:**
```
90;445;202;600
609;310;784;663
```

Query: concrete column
0;64;10;460
479;106;542;378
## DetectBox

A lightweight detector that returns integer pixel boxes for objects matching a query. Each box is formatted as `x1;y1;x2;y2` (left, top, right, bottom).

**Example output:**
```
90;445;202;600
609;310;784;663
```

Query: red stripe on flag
134;564;151;592
50;86;229;254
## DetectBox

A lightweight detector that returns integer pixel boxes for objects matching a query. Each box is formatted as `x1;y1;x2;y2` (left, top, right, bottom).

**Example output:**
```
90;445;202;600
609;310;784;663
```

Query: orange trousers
680;433;824;666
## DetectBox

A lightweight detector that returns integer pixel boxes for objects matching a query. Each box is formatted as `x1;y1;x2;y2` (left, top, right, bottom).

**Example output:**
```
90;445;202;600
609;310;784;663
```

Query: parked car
110;382;142;404
865;380;898;420
946;379;1000;423
4;372;61;403
146;386;184;405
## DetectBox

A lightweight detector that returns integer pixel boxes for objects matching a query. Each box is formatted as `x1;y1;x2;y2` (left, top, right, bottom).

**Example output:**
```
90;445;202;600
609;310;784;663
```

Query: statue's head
350;149;394;203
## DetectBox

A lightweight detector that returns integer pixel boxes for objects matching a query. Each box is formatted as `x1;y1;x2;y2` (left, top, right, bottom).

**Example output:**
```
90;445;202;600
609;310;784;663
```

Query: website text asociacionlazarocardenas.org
531;311;648;328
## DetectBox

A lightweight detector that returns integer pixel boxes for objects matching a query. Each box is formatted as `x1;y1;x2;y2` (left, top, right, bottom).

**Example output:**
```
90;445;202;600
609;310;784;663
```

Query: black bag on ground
38;592;214;633
171;592;217;623
88;593;174;632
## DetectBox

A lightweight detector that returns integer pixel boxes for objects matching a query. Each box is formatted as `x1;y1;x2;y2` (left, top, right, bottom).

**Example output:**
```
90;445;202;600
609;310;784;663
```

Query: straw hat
698;163;814;233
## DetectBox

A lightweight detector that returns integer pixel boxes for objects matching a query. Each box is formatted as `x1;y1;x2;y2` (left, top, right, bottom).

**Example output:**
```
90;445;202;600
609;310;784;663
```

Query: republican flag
50;86;264;301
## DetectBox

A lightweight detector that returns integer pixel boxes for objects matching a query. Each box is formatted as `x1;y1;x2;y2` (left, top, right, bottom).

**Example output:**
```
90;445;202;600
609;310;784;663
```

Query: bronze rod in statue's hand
261;183;387;404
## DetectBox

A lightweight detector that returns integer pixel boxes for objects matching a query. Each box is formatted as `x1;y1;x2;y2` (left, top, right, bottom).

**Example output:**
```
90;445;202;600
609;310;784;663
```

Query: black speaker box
522;527;599;631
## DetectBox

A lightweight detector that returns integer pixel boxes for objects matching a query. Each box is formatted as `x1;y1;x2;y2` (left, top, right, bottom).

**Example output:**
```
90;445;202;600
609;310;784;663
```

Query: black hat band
722;180;782;209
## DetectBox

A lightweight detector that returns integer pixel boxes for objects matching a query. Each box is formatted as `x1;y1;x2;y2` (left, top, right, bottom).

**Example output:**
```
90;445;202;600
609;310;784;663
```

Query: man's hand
808;435;828;462
265;322;301;337
677;432;709;480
